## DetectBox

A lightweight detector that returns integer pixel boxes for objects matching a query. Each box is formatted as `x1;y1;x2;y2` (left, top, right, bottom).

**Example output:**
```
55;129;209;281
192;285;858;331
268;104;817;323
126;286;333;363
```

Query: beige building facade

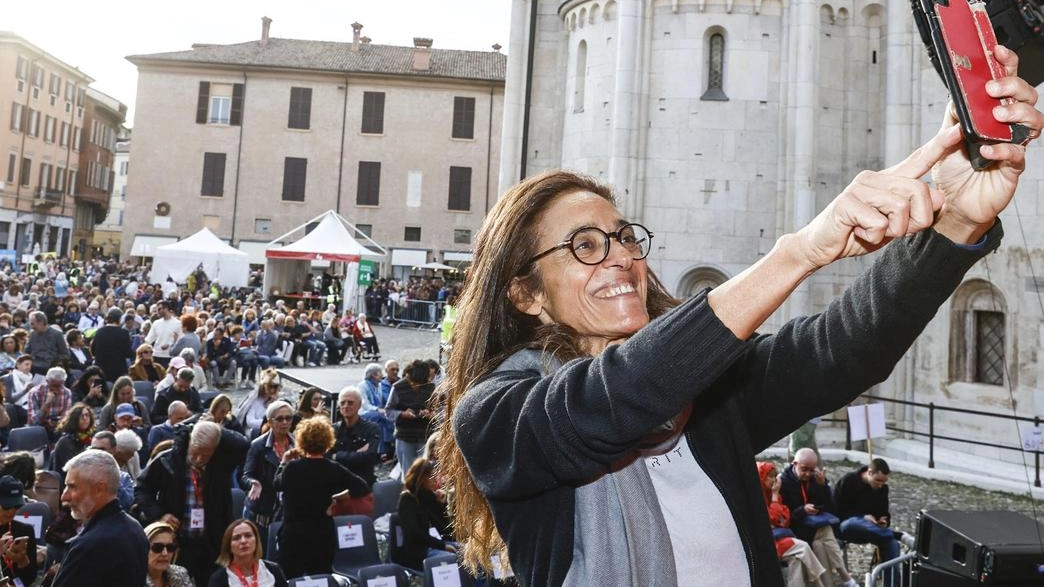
123;20;505;279
0;32;95;257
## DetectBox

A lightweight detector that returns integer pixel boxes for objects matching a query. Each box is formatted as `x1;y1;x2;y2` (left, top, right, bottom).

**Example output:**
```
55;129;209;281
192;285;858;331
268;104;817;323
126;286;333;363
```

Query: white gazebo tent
263;211;387;311
150;228;250;288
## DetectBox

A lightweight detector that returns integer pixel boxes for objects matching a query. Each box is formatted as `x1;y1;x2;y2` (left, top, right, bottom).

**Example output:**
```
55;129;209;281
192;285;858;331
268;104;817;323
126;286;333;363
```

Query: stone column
885;4;915;166
608;0;645;219
783;0;818;317
498;0;532;194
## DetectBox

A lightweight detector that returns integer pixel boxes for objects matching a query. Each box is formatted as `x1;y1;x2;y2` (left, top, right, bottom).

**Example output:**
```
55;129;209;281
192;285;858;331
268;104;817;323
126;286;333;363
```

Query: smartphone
914;0;1030;169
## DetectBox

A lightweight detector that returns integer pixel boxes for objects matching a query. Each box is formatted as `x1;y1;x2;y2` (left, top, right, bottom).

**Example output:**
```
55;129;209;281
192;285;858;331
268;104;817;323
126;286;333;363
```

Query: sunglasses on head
150;542;177;554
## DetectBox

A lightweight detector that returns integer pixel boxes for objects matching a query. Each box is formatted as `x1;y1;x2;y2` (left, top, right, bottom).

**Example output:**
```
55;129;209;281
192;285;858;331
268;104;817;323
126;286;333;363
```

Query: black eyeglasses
150;542;178;554
526;223;653;269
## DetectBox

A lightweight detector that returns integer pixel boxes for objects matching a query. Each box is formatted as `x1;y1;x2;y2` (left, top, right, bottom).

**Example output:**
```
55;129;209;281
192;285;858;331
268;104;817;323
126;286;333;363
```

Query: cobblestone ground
230;326;1044;584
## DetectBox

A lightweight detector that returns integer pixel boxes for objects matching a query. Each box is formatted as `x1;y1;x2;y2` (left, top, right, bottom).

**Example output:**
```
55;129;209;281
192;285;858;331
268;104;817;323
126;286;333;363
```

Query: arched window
949;280;1007;386
676;266;729;299
701;32;728;101
574;40;587;112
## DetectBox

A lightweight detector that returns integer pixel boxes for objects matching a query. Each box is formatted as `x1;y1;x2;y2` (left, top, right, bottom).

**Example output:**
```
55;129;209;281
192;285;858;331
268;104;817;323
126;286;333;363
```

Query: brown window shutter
196;82;210;124
230;83;245;126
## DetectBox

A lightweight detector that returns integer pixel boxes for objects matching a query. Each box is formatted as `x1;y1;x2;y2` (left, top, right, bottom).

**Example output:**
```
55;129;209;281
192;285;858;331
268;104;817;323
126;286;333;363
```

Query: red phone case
935;0;1013;141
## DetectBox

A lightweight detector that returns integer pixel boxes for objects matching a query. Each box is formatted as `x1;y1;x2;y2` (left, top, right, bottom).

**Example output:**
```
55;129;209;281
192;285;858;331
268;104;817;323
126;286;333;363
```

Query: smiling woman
438;63;1044;587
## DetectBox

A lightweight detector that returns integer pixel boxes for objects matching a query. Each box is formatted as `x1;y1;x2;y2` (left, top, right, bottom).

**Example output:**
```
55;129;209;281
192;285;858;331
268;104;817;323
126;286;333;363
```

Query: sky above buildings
7;0;513;126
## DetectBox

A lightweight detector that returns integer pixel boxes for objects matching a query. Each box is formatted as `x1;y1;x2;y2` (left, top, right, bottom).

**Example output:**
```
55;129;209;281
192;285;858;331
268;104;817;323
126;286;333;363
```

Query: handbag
326;492;374;517
772;527;796;540
803;512;840;528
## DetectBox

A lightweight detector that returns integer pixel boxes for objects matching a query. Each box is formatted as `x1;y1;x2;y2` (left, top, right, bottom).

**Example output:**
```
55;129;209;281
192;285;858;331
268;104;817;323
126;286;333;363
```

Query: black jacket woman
273;416;368;579
240;401;294;538
393;457;455;571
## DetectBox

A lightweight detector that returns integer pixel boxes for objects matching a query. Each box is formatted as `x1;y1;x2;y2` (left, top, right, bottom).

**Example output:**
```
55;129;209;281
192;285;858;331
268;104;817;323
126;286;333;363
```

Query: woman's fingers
886;124;963;180
994;44;1020;79
841;172;940;238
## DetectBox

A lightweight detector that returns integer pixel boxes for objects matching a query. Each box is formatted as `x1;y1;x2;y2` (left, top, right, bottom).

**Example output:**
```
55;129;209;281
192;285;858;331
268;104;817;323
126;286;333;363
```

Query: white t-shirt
646;438;752;587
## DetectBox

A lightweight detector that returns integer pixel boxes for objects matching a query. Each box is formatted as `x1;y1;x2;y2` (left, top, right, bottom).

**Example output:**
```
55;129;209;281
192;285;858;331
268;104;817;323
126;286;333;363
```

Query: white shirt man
144;301;181;363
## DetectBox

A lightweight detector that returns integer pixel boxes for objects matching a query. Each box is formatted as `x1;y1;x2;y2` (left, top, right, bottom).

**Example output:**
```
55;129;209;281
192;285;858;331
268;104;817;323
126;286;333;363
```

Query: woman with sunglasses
144;521;194;587
129;344;164;383
208;519;286;587
240;401;294;540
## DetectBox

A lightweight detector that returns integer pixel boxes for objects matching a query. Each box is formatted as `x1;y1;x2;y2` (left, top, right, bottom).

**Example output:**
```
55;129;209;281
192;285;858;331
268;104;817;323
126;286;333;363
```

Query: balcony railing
33;187;63;207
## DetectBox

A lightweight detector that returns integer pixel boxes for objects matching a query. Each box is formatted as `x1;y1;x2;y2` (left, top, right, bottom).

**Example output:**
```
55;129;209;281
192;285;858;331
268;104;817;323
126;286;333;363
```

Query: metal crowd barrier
386;299;444;329
865;551;915;587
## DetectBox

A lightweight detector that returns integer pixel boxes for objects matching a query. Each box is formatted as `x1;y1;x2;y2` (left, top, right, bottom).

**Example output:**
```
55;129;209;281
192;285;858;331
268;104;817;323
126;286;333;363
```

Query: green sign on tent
358;259;375;285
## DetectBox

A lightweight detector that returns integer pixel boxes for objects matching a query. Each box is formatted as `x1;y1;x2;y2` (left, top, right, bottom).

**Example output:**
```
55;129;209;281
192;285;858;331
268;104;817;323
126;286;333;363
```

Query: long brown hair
435;170;677;572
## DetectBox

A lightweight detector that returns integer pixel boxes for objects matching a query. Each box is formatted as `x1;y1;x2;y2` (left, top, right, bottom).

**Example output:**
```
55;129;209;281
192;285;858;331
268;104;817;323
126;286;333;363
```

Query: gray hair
28;311;46;324
114;429;143;453
91;430;116;450
265;400;292;420
189;421;222;450
179;348;197;362
46;366;67;382
64;450;119;496
339;386;363;404
167;400;187;418
364;363;383;379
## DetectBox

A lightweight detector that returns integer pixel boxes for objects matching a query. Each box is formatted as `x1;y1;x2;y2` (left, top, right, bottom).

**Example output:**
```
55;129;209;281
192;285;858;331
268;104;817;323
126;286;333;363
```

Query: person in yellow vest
440;294;457;346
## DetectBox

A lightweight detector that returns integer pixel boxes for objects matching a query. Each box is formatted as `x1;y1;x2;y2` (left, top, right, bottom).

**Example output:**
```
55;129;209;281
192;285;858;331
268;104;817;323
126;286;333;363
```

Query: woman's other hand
930;45;1044;244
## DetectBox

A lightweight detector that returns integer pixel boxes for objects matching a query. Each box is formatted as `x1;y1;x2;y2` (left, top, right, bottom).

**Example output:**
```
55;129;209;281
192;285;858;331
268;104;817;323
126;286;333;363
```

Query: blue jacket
52;499;148;587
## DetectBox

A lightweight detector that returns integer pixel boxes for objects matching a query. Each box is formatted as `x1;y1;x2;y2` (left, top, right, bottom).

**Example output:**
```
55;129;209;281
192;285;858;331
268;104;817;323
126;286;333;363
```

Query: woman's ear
507;277;545;318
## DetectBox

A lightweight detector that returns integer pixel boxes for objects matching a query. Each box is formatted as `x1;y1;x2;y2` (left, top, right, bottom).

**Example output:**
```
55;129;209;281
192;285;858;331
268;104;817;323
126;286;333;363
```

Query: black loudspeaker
986;0;1044;86
916;510;1044;585
912;560;982;587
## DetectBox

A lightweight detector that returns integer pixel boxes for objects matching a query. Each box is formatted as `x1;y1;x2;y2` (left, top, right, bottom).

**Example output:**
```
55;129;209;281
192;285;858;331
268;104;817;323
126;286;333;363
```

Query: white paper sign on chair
294;580;327;587
366;576;396;587
337;523;364;549
431;563;462;587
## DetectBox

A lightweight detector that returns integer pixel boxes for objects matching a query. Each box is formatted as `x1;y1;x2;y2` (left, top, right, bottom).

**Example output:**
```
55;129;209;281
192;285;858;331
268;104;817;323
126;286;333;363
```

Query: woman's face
78;409;92;432
117;385;134;404
271;406;293;436
148;531;176;572
1;338;13;353
229;523;257;561
212;404;229;423
310;393;323;409
516;191;649;352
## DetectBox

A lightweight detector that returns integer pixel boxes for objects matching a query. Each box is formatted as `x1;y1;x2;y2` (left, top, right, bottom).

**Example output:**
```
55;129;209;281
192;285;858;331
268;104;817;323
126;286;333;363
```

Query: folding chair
423;553;475;587
31;470;61;516
8;426;48;453
132;380;155;402
15;500;51;540
371;479;402;520
199;391;218;409
266;521;282;561
357;563;410;587
231;487;246;518
329;515;382;581
135;395;154;415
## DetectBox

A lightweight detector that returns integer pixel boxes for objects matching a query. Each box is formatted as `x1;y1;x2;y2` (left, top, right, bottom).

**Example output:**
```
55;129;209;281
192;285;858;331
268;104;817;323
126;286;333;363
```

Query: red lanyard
190;469;203;502
230;561;259;587
2;522;14;572
800;482;809;505
273;437;287;460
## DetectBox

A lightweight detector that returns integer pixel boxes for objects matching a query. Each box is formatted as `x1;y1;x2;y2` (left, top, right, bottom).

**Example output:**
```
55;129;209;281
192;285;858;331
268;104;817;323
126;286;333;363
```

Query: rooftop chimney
351;22;363;52
413;37;433;71
361;36;371;44
260;16;272;47
492;43;502;53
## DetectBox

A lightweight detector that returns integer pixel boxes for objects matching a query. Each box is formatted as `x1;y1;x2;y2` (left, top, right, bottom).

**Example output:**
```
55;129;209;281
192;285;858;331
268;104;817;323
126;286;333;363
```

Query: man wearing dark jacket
135;421;249;586
329;387;380;487
780;448;858;587
90;308;133;382
54;450;147;587
834;458;915;587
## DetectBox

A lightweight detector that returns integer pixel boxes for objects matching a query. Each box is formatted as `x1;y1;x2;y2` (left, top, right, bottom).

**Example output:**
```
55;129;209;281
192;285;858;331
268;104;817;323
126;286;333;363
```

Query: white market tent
150;228;250;288
263;211;387;309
